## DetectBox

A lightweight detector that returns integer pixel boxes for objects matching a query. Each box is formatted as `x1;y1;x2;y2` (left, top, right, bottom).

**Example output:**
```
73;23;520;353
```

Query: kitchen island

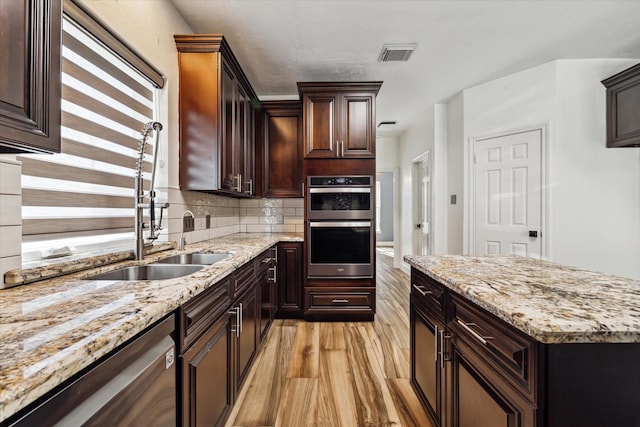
404;255;640;427
0;233;302;424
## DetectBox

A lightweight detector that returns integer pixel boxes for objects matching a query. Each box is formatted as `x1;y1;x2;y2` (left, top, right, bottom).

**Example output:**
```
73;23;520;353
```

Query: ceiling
169;0;640;137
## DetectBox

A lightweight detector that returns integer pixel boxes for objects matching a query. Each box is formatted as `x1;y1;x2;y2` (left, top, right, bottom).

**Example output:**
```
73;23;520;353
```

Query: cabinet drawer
411;269;446;321
180;277;231;351
233;262;255;299
305;288;375;311
255;247;274;274
311;292;372;307
450;294;537;400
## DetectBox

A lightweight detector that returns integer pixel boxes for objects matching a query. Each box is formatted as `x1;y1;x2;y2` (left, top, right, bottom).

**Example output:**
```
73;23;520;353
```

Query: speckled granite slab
0;233;302;423
404;255;640;345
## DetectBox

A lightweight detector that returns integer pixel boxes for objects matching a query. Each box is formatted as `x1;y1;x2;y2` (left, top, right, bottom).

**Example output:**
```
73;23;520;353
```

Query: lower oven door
308;221;373;278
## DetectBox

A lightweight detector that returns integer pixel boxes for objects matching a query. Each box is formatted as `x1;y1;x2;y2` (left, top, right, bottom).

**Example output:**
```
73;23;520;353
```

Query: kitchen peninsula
405;255;640;427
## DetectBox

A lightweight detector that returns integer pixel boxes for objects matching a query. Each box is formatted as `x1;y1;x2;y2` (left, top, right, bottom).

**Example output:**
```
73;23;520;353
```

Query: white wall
553;60;640;278
397;106;435;272
462;59;640;279
446;93;464;254
0;160;22;284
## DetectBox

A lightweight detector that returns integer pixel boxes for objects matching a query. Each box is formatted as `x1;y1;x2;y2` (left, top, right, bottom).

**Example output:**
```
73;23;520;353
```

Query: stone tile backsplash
159;188;303;246
239;198;304;233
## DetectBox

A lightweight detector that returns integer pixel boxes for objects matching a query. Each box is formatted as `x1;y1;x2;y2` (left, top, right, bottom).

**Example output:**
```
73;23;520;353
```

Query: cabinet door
182;312;233;427
236;287;258;388
237;84;254;196
451;345;535;427
257;259;275;341
303;93;339;158
276;242;303;318
0;0;61;153
220;62;237;192
411;299;443;427
341;94;375;158
263;102;303;197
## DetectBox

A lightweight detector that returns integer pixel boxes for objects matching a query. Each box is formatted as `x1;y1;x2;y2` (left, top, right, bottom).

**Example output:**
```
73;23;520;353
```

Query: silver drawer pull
261;258;271;263
332;299;349;303
456;319;493;345
412;284;432;296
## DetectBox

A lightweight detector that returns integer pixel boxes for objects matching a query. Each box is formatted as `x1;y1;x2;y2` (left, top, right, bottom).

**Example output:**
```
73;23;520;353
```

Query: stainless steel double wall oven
306;175;374;278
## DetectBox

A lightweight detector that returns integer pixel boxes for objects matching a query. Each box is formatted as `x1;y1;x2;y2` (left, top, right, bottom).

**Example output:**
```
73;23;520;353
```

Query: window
18;1;164;262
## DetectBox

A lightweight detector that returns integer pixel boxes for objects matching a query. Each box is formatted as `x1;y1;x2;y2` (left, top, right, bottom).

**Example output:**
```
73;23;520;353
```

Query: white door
414;153;431;255
473;129;542;258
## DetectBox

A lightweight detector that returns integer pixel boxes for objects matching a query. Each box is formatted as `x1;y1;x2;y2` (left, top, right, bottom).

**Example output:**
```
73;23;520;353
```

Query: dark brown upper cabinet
175;35;258;196
602;62;640;148
0;0;62;154
257;101;303;198
298;82;382;159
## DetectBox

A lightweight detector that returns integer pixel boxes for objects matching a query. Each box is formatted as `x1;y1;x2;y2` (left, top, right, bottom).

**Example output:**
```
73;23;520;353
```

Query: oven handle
309;221;372;227
309;188;370;194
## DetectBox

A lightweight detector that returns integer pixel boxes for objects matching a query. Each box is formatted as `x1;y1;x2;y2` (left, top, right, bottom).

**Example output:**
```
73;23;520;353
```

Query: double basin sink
86;253;232;281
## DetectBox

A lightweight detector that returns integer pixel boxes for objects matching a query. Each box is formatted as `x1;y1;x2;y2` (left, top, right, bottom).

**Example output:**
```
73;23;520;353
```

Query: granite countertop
404;255;640;345
0;232;302;423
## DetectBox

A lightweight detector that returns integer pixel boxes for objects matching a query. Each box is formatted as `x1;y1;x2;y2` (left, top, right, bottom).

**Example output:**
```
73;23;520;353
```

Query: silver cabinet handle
434;324;439;362
272;246;277;263
412;284;432;296
229;307;240;337
245;178;253;195
235;174;242;192
439;329;445;368
456;319;493;345
261;258;271;263
332;299;349;303
238;303;243;334
268;266;276;282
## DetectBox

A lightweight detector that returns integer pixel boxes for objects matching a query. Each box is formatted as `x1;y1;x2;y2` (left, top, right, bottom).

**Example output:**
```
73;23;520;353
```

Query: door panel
474;129;542;258
304;95;337;157
458;362;517;427
221;63;236;192
343;95;374;157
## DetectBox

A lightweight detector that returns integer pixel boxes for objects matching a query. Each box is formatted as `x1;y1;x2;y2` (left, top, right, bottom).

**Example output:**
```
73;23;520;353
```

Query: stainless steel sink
86;264;204;281
153;253;232;265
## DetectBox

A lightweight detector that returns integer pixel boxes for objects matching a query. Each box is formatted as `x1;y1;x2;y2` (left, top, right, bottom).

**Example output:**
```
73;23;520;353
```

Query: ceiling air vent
378;44;417;62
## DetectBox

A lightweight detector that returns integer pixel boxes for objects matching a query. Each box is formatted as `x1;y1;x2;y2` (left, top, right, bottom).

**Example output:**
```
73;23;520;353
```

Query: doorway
469;127;545;259
413;152;431;256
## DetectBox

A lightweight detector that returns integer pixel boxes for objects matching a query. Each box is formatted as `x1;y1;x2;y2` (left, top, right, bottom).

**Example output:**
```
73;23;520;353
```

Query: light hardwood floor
224;250;433;427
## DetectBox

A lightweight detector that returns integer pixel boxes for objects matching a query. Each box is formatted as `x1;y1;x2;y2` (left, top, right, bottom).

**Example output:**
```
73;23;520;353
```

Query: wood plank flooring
225;250;433;427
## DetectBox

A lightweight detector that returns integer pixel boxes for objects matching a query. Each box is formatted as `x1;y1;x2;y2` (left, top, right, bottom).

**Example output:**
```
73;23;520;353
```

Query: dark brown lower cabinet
233;285;258;390
276;242;303;318
410;267;640;427
257;247;277;340
450;339;536;427
182;311;233;427
411;294;445;427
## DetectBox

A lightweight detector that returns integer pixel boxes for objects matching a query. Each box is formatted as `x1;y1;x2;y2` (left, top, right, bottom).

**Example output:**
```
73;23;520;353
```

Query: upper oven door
307;187;372;220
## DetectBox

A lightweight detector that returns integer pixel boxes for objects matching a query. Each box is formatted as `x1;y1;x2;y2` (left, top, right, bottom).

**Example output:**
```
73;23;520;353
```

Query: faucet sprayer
134;122;168;260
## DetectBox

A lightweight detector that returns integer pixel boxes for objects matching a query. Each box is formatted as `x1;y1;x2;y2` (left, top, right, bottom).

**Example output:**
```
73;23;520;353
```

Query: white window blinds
18;5;163;261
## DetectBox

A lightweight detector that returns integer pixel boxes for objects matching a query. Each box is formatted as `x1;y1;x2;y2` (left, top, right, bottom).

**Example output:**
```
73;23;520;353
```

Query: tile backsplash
158;188;303;247
240;198;304;233
0;159;22;280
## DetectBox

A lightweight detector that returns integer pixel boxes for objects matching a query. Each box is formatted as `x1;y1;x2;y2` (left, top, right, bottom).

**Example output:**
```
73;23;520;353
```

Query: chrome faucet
134;121;168;261
179;210;195;251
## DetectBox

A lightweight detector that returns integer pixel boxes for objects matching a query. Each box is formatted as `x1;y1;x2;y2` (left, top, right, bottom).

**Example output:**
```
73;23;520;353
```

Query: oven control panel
308;176;371;186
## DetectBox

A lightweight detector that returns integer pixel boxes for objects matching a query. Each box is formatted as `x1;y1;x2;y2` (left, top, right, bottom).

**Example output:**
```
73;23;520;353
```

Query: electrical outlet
205;214;211;229
183;216;195;232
